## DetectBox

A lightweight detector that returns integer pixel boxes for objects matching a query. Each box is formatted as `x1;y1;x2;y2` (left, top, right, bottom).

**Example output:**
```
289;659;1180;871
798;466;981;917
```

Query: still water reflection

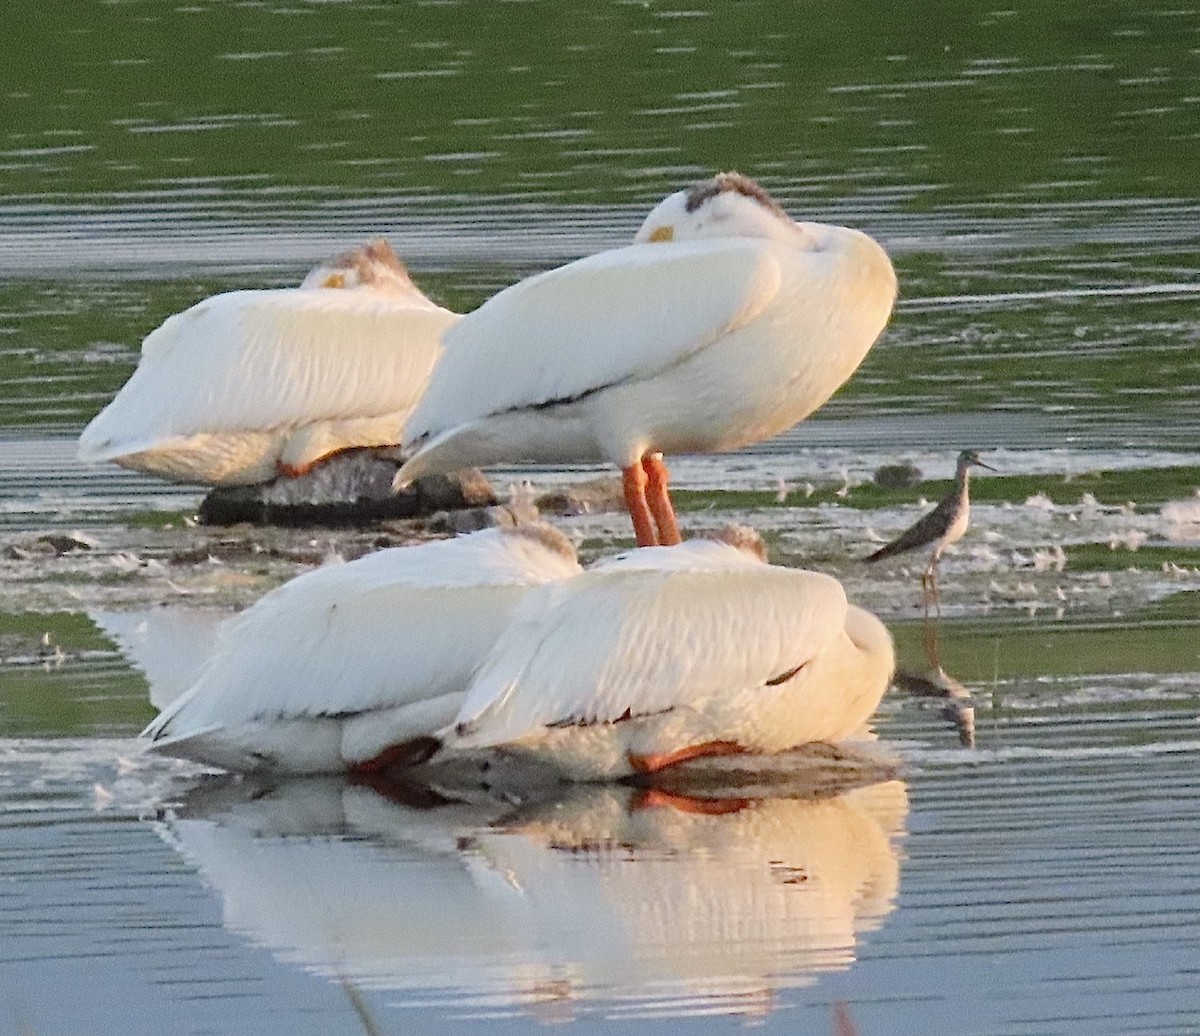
162;776;907;1022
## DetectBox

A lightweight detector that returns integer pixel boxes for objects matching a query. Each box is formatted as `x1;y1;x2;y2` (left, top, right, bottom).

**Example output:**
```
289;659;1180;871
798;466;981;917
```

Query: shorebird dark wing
864;496;955;562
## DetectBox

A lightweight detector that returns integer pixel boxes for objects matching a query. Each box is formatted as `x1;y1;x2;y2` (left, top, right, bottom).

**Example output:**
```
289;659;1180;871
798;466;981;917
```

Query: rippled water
3;0;1200;1032
3;614;1198;1034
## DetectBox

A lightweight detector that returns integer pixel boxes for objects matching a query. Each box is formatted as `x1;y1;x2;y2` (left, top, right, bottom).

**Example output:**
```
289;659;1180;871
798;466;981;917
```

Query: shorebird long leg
642;453;682;546
921;558;943;619
622;463;658;547
927;557;942;617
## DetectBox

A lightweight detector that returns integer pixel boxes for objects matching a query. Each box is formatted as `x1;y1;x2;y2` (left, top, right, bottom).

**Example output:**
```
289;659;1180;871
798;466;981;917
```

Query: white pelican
445;537;895;780
78;239;460;485
394;172;897;546
141;525;582;773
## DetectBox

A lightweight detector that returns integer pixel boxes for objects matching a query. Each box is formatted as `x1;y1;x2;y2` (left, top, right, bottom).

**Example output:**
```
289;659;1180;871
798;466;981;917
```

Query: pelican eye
647;225;674;243
321;272;347;289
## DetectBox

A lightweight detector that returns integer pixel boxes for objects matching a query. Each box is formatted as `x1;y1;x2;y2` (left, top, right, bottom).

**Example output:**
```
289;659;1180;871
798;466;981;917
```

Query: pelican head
300;238;417;295
957;449;997;474
634;171;797;246
701;523;769;562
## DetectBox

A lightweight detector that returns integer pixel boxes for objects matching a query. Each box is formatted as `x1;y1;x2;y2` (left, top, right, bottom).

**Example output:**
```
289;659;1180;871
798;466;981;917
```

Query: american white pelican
445;538;895;780
394;172;897;546
78;239;460;485
141;525;581;773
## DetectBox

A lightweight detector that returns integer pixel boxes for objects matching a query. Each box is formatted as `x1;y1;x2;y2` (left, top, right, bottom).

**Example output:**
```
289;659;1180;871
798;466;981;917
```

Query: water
3;619;1198;1034
3;1;1200;1032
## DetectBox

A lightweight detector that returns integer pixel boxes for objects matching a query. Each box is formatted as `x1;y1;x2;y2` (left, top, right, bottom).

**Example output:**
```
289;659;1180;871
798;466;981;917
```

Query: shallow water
3;0;1200;1032
3;610;1199;1034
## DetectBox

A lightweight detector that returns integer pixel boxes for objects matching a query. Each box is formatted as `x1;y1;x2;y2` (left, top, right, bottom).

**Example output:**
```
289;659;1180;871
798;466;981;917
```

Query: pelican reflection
158;774;907;1022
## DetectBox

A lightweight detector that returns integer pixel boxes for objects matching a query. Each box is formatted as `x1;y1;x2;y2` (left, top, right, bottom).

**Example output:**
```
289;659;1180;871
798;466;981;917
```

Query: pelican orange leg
642;453;681;546
632;787;751;815
627;739;744;773
276;458;315;479
622;462;658;547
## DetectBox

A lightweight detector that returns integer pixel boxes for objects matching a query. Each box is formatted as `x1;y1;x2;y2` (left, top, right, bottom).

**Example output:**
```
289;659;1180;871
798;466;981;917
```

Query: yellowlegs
864;449;996;609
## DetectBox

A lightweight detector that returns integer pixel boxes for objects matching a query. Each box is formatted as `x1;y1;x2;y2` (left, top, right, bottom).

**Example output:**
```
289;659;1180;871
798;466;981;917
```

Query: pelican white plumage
141;525;582;774
445;538;895;780
79;239;460;485
394;172;897;546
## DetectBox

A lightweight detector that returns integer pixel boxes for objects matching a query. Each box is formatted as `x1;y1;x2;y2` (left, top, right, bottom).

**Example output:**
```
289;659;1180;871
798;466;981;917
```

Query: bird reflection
88;607;225;711
893;621;976;747
158;771;908;1023
892;667;976;748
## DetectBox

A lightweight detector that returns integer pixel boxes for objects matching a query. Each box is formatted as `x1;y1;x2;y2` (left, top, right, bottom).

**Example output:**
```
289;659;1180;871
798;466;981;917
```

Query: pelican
78;239;460;485
394;172;898;547
444;537;895;780
141;525;582;774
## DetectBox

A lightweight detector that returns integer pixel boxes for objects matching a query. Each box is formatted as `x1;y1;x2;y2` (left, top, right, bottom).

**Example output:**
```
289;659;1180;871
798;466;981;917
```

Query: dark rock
5;533;98;558
873;462;924;490
535;477;625;516
198;449;497;528
414;468;496;512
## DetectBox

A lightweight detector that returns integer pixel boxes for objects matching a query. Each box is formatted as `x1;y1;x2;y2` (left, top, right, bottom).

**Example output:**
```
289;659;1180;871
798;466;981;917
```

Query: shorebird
393;171;897;547
864;449;996;610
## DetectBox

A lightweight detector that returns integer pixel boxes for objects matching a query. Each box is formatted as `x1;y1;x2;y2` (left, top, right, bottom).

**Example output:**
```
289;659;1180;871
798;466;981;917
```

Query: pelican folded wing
405;239;782;440
451;564;848;749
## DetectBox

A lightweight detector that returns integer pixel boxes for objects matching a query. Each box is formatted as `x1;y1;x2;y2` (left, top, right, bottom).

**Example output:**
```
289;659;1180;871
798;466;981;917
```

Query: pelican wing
79;288;459;462
453;564;848;748
406;239;782;440
143;529;581;743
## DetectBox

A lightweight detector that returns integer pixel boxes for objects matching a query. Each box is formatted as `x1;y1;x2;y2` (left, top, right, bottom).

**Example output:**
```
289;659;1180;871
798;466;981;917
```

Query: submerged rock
873;462;923;490
198;449;496;527
426;504;532;535
535;476;625;516
4;532;98;559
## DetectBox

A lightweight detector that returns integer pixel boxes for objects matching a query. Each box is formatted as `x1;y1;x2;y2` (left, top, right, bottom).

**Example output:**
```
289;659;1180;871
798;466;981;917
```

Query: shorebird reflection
158;774;908;1022
893;667;976;747
893;620;977;747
